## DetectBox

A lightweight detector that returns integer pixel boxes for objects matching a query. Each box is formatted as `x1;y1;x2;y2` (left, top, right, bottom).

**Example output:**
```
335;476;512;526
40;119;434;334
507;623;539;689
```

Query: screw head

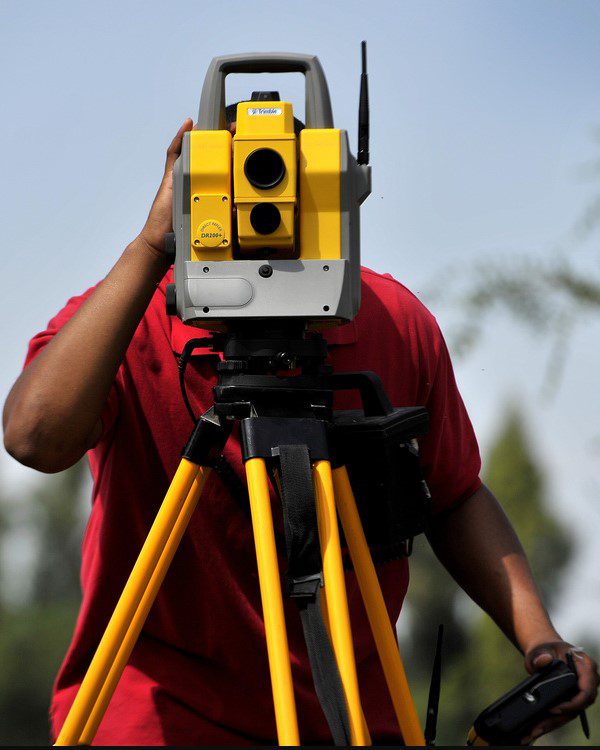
259;264;273;278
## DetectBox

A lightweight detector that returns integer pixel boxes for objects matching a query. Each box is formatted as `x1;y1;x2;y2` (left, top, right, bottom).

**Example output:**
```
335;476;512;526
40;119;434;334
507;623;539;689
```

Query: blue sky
1;0;600;635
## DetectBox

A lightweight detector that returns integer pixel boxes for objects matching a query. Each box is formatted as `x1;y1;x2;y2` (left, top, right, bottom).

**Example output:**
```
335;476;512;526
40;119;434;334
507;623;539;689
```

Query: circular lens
250;203;281;235
244;148;285;189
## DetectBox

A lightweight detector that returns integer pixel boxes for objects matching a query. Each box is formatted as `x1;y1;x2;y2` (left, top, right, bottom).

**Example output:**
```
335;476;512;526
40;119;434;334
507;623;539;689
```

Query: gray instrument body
171;52;371;326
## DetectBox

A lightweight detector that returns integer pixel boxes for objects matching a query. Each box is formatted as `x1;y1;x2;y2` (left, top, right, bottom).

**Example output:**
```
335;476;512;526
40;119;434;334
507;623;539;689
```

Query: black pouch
330;406;431;562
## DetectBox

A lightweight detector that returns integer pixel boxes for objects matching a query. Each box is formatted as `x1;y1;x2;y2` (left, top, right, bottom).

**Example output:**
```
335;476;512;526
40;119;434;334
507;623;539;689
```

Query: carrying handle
197;52;334;130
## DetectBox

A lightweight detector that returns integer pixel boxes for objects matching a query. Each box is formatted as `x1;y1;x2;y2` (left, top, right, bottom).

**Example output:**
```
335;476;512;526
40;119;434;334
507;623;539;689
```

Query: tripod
55;323;428;746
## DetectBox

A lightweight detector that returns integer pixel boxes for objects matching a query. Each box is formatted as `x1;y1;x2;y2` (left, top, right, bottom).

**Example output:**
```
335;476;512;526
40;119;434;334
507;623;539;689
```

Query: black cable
177;339;208;425
177;339;252;513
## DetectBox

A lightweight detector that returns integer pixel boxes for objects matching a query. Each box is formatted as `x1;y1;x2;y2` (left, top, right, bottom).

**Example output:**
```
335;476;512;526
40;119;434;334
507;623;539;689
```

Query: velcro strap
277;445;351;745
278;444;322;590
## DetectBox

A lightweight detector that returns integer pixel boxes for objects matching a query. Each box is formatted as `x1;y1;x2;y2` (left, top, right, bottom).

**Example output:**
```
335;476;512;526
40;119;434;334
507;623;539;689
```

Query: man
3;116;598;746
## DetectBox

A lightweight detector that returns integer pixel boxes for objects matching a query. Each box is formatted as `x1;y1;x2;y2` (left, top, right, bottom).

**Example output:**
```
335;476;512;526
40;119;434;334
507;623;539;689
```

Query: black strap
278;444;321;583
278;445;351;746
298;591;352;746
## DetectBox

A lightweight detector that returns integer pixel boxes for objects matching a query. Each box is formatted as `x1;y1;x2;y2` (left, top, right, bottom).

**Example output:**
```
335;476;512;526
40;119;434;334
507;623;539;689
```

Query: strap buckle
288;572;323;600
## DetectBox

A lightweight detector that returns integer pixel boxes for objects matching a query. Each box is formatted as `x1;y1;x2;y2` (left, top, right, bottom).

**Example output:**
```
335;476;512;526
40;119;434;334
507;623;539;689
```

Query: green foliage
0;461;86;744
485;406;572;607
400;406;597;746
0;601;79;745
0;498;6;616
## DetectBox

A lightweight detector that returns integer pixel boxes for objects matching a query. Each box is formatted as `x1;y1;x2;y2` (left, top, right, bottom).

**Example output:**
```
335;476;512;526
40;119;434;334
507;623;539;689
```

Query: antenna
424;624;444;746
357;40;370;165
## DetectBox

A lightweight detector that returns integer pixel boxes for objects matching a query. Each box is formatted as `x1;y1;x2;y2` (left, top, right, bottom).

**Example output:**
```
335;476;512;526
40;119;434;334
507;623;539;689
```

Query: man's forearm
3;238;169;472
426;484;560;653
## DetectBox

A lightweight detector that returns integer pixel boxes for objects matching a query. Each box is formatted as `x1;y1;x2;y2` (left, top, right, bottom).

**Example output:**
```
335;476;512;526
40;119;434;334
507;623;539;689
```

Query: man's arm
3;118;193;473
427;483;599;738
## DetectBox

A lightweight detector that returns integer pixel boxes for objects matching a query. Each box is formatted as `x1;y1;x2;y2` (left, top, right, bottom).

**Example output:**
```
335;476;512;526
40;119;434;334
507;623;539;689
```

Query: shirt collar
160;269;357;356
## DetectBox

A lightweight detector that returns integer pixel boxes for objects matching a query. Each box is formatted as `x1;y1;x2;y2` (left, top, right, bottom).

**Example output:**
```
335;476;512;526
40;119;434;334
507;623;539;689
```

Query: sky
1;0;600;636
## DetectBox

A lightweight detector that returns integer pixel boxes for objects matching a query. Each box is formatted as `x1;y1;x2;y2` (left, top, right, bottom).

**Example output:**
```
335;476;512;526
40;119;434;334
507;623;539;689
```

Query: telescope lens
244;148;285;189
250;203;281;234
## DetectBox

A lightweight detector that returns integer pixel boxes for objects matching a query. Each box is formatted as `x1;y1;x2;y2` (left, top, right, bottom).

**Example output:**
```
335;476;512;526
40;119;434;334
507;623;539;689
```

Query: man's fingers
552;666;599;713
532;652;554;669
165;118;193;172
552;687;593;713
524;642;561;674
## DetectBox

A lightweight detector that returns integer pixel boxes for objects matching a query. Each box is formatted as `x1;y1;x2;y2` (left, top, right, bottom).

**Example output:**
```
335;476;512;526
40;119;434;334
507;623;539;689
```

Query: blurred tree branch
431;129;600;396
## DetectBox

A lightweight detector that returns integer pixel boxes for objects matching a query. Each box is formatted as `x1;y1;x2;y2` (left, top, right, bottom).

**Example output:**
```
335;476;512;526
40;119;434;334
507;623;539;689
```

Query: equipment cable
178;340;251;512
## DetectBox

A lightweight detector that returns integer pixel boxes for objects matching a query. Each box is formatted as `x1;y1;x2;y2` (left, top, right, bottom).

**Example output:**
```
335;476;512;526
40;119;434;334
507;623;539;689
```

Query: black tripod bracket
241;417;330;462
182;406;232;466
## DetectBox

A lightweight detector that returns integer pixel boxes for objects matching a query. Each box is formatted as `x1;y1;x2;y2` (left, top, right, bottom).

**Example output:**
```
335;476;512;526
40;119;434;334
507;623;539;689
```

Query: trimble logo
247;107;282;116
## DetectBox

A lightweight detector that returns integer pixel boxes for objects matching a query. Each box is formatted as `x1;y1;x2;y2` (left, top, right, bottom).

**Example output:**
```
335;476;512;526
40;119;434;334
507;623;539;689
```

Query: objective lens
250;203;281;234
244;148;285;189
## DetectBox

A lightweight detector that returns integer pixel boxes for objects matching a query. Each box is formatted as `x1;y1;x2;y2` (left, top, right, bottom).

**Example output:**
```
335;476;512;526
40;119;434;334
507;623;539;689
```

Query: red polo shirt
25;266;481;745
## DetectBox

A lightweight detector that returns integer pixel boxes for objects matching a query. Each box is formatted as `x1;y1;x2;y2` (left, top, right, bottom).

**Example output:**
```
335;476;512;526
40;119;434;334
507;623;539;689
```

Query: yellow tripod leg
319;582;371;743
332;466;426;746
55;458;201;746
246;458;300;746
77;467;210;744
312;460;370;746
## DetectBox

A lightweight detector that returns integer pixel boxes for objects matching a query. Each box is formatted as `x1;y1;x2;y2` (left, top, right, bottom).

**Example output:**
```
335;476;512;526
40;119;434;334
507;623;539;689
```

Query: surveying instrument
55;46;436;746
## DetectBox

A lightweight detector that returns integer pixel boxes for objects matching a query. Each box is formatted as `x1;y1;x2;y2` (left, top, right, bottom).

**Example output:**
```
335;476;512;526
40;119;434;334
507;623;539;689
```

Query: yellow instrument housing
298;129;342;260
189;129;233;261
233;101;297;252
189;105;344;260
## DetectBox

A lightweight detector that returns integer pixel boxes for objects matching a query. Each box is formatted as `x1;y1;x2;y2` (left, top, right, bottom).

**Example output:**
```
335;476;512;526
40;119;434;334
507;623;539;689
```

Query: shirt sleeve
23;283;120;441
417;322;482;515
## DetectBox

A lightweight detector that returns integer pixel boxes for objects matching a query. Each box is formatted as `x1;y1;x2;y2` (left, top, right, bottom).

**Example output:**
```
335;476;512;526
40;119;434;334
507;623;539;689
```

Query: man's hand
139;118;193;256
523;640;599;741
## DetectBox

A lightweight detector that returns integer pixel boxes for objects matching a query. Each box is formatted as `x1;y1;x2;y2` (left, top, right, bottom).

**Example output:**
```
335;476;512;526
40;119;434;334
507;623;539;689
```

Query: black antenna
424;624;444;746
357;40;369;165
